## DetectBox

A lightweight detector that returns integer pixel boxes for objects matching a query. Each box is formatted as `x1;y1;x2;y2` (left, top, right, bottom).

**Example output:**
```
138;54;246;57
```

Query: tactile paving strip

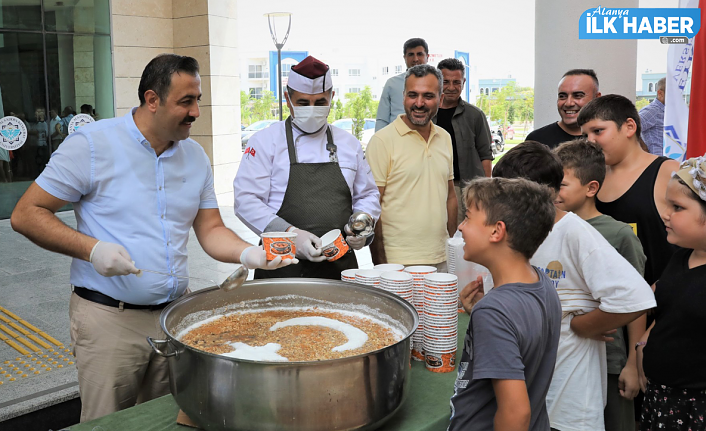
0;306;74;386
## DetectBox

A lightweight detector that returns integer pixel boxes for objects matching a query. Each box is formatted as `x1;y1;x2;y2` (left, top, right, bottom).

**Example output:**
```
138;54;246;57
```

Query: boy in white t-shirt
492;141;656;431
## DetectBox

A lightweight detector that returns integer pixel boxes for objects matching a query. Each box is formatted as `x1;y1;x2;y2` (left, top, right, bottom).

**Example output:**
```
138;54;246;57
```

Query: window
333;88;339;96
281;64;292;77
248;65;265;79
395;65;403;74
349;87;361;94
249;88;263;99
649;82;654;92
382;66;389;75
0;0;114;219
331;69;338;76
348;69;360;77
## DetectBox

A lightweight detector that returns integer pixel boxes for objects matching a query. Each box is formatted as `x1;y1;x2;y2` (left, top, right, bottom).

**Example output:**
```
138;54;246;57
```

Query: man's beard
406;106;433;126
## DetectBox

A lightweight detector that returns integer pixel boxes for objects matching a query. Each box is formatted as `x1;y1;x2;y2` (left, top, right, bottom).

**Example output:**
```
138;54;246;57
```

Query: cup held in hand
261;232;297;261
320;229;349;262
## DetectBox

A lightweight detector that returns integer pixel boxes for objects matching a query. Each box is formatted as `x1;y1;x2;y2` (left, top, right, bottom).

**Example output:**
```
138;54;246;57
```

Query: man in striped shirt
639;78;666;156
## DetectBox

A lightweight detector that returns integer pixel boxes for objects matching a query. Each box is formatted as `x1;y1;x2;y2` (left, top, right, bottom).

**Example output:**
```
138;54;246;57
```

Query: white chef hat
287;56;333;94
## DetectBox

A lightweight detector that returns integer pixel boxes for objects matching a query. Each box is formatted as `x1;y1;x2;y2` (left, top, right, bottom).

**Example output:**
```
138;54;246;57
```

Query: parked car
332;118;376;149
241;120;278;150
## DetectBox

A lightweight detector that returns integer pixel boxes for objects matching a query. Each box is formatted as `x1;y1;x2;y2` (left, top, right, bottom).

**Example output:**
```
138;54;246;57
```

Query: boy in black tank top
578;95;679;285
578;95;680;427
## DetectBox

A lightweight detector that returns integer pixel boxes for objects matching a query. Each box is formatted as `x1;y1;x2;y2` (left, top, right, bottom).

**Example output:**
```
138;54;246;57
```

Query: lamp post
264;12;292;121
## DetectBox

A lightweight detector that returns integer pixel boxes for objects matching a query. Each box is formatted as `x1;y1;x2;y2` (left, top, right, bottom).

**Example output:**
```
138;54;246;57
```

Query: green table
70;314;470;431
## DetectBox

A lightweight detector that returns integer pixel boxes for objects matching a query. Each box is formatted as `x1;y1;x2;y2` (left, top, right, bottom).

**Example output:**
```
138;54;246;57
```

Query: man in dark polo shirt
527;69;601;149
432;58;492;225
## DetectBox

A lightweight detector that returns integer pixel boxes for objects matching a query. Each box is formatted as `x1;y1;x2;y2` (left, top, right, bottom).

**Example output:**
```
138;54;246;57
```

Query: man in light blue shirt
375;38;429;131
639;77;666;156
11;54;293;422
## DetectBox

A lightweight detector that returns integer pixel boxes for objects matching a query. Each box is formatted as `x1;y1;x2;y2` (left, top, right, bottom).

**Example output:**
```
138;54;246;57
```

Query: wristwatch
635;341;647;350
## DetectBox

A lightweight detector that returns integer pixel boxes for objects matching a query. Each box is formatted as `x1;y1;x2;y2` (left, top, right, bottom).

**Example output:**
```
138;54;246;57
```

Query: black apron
254;118;358;280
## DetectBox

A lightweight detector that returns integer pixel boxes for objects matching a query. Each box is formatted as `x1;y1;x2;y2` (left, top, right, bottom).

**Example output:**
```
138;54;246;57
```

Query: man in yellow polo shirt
366;64;457;268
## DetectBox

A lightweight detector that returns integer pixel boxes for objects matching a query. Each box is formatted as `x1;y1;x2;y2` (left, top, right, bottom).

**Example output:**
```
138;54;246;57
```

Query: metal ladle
138;266;249;292
348;212;374;237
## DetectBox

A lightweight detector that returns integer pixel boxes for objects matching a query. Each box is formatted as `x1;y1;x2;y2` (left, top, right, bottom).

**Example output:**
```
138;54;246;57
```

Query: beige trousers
69;292;170;422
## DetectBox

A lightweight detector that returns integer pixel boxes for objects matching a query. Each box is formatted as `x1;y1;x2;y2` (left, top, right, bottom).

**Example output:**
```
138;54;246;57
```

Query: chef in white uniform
234;56;381;279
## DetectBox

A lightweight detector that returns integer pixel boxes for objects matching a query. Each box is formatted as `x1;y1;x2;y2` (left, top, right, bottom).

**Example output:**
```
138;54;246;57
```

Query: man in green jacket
432;58;493;224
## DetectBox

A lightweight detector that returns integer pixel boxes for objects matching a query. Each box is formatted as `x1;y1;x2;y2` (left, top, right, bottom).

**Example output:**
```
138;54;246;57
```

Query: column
534;0;638;128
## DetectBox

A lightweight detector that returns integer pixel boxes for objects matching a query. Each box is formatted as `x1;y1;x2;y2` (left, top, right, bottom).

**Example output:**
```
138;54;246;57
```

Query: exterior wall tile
112;15;173;48
115;78;141;110
174;46;211;75
190;134;213;164
212;162;238;195
191;104;213;136
111;0;172;18
207;75;239;106
211;105;239;136
207;15;237;48
173;15;210;48
114;46;173;78
209;45;239;77
207;0;237;19
212;134;242;165
173;0;208;19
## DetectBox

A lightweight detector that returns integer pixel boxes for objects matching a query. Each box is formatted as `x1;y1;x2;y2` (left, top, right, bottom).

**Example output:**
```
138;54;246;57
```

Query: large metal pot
147;278;418;431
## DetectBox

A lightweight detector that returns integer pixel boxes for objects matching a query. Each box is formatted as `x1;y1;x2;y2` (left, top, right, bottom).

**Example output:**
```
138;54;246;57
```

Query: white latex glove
240;245;298;270
292;228;327;262
89;240;140;277
343;224;366;250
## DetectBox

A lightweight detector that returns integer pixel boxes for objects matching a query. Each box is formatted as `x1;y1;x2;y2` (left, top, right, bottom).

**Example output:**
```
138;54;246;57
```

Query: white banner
663;0;698;161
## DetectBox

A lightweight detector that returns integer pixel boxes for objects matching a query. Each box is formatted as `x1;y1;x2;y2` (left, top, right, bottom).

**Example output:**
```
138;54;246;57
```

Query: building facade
0;0;241;219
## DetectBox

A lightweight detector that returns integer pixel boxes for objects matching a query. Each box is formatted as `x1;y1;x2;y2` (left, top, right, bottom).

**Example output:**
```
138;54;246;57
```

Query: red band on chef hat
287;56;333;95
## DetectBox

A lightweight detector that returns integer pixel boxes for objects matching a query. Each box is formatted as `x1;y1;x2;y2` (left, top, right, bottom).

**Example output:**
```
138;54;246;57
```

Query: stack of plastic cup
341;269;358;283
423;273;459;373
379;271;413;303
404;265;438;361
355;269;384;287
446;237;463;275
374;263;405;272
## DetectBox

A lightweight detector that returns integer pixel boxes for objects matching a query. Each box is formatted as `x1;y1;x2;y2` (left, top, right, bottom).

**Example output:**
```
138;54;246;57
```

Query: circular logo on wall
68;114;95;135
0;116;28;151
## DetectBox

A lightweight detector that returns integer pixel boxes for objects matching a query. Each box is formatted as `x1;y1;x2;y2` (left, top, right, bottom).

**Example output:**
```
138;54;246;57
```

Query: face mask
292;106;330;133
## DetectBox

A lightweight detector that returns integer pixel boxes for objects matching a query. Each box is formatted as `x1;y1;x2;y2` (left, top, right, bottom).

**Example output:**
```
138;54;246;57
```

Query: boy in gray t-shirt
449;177;562;431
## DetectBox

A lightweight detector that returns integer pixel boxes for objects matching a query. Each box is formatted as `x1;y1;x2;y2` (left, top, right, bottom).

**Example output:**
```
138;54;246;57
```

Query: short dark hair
403;38;428;55
554;138;606;187
492;140;564;192
577;94;642;138
404;64;443;95
437;58;464;74
80;104;93;114
463;177;555;260
138;54;200;106
562;68;600;94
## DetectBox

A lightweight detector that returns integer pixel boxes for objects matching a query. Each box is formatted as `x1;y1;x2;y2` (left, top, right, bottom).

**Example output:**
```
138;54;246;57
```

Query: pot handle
147;337;178;358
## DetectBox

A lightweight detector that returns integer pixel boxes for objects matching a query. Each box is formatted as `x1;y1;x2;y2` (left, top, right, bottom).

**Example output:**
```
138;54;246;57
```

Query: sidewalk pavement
0;206;373;422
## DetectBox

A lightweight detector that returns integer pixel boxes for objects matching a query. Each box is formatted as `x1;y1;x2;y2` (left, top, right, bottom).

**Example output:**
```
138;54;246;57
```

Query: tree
251;90;277;122
241;91;253;126
344;86;377;140
635;98;650;111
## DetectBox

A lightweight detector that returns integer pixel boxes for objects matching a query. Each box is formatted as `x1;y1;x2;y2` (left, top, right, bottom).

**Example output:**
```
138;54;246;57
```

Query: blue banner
579;7;701;39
